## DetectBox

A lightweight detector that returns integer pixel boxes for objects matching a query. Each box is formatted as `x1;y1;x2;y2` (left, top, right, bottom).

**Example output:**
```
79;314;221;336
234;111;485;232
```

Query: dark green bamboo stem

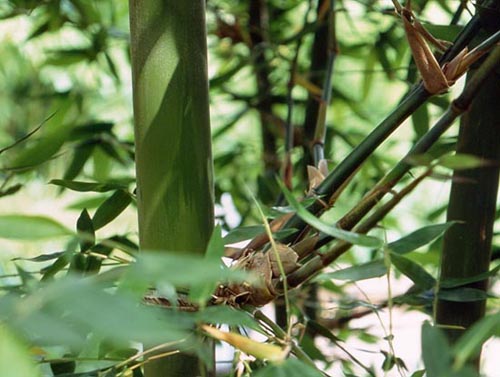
280;0;496;243
312;0;336;165
286;45;500;288
249;0;280;179
302;0;329;170
436;48;500;359
129;1;214;376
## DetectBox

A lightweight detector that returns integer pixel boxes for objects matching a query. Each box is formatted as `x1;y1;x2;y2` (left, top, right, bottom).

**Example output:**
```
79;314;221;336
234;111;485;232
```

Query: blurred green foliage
0;1;498;376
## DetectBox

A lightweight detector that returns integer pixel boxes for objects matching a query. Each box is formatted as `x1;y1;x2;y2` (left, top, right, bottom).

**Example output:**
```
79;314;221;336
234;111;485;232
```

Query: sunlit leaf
437;154;486;170
190;226;226;305
196;306;261;331
0;215;72;240
0;326;41;377
253;358;323;377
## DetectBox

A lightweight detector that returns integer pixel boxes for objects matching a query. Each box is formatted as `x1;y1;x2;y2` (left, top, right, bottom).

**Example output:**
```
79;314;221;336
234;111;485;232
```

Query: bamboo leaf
452;313;500;369
387;222;455;254
77;209;95;252
389;253;435;290
12;251;66;263
278;182;382;247
412;104;430;138
0;215;72;240
254;358;323;377
421;322;452;377
440;265;500;288
190;226;226;305
314;260;387;282
92;189;132;230
0;326;41;377
50;179;129;192
63;144;95;180
437;154;486;170
7;102;74;170
223;225;264;244
438;288;491;302
196;306;261;331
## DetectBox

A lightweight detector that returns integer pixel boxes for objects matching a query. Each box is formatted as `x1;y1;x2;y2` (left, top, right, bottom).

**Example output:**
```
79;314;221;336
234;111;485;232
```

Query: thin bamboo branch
279;0;495;242
285;44;500;287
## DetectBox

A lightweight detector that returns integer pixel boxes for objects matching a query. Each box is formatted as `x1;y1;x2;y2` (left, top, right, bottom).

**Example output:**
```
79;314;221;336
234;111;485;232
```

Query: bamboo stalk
436;26;500;367
129;1;214;376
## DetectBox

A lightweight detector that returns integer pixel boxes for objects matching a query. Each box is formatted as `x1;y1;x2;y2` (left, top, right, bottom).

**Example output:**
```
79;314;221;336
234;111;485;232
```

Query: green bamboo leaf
441;265;500;288
12;251;65;263
438;288;491;302
0;326;41;377
278;181;382;248
410;370;425;377
389;253;435;290
0;215;72;240
0;184;22;198
190;226;226;305
452;313;500;369
388;222;455;255
196;306;261;331
69;122;114;140
7;102;74;170
437;154;486;170
223;225;264;244
50;179;129;192
424;24;463;43
126;253;251;292
254;358;323;377
421;322;452;377
412;104;430;138
314;260;387;282
41;252;73;281
63;144;95;181
92;189;132;230
77;209;95;251
0;114;50;155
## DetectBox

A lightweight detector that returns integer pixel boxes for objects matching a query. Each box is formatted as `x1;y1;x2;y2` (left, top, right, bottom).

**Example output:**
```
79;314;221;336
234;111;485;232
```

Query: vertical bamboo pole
436;51;500;363
129;1;214;376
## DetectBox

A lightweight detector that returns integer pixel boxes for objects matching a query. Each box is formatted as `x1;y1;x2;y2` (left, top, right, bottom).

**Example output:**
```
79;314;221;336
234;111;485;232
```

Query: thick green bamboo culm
436;48;500;356
129;1;214;376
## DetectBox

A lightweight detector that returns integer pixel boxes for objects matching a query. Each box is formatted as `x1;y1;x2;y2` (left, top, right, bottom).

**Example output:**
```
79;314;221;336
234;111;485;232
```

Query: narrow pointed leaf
388;222;455;255
314;260;387;282
390;253;435;290
92;189;132;230
421;322;452;377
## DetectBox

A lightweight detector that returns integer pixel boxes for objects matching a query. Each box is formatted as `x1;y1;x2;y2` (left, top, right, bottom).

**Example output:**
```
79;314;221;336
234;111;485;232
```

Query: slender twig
286;44;500;287
279;0;492;242
312;0;337;165
283;0;314;189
